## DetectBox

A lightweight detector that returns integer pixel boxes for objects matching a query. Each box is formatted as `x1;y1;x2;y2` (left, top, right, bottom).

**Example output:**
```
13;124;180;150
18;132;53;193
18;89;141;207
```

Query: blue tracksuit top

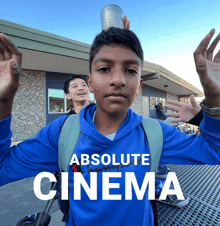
0;103;220;226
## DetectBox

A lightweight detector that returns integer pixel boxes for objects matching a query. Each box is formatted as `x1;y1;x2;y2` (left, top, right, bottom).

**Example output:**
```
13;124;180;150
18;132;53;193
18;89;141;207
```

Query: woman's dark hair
63;75;88;94
89;27;143;73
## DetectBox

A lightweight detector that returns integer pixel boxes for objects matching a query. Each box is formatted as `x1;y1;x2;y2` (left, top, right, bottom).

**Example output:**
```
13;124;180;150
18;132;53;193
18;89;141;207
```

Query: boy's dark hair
63;75;88;94
89;27;144;73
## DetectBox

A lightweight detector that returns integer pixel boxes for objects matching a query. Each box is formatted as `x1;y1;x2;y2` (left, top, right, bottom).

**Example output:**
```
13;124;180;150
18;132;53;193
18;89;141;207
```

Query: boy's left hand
194;29;220;112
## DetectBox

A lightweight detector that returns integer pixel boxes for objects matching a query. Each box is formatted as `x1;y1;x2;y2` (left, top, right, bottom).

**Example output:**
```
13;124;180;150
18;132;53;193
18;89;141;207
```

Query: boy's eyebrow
71;81;86;85
123;59;141;66
94;58;113;65
94;58;141;66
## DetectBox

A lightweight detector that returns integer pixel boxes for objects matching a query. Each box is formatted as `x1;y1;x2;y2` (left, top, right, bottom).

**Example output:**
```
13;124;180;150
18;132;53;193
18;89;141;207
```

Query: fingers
166;100;182;107
0;39;12;61
169;118;182;123
123;15;130;30
0;33;22;69
189;95;199;108
8;59;20;81
213;50;220;63
164;104;179;112
165;112;180;118
194;29;215;64
202;30;215;57
207;33;220;61
0;45;5;61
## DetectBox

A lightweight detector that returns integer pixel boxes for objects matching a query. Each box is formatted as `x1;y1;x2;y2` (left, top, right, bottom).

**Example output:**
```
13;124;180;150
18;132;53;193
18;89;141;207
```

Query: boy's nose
110;72;126;87
78;86;85;90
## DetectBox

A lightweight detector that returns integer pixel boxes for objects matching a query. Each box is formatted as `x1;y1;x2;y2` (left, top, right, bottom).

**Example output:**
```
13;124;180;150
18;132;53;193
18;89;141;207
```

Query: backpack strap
58;114;81;172
141;117;163;226
141;117;163;173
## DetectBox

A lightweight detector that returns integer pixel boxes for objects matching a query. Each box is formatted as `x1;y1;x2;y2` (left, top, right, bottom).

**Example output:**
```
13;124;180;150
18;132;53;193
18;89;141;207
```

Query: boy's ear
87;74;94;93
66;93;71;100
136;78;143;96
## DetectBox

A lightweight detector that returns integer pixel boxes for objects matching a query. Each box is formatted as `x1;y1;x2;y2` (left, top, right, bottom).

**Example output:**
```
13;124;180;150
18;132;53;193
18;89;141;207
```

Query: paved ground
50;210;65;226
0;176;64;226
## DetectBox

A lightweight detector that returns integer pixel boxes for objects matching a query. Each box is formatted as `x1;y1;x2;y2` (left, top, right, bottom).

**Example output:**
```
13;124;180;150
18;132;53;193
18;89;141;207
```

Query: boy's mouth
78;92;87;96
106;92;126;97
105;93;126;101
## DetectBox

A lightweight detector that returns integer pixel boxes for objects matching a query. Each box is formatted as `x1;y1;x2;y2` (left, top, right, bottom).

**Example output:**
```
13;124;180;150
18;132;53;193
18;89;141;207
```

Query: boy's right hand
123;15;130;30
164;95;202;123
0;33;22;119
0;33;22;100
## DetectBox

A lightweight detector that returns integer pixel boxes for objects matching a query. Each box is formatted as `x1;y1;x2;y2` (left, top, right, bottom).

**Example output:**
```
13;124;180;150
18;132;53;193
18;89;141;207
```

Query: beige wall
130;89;143;115
11;70;46;141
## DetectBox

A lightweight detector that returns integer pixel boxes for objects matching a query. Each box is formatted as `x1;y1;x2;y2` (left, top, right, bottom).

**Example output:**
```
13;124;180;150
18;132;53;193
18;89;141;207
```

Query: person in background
63;75;90;115
155;102;167;120
67;105;74;112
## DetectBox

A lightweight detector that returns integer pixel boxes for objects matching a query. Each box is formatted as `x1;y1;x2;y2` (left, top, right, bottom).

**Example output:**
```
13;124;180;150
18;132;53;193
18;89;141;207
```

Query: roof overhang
0;19;204;97
141;63;204;96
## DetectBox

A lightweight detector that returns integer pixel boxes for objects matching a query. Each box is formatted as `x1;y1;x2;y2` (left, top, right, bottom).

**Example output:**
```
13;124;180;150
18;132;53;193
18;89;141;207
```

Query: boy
63;75;90;114
0;27;220;226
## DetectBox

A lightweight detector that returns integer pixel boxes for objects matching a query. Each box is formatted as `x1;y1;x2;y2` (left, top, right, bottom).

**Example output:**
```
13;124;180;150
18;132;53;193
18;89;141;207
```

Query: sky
2;0;220;94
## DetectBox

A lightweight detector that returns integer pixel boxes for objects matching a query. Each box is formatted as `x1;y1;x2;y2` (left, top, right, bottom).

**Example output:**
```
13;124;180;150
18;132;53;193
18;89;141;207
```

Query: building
0;19;203;142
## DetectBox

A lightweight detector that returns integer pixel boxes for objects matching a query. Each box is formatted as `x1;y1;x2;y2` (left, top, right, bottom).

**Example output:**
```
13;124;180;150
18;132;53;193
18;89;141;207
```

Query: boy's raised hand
194;29;220;116
164;95;201;123
0;33;22;119
122;15;130;30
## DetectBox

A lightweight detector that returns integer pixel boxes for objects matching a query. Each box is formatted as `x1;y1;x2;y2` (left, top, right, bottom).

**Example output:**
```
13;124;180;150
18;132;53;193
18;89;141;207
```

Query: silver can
100;4;123;30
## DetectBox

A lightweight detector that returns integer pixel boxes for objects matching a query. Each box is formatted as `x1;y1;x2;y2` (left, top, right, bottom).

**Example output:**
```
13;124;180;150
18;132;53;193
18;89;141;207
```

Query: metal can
100;4;123;30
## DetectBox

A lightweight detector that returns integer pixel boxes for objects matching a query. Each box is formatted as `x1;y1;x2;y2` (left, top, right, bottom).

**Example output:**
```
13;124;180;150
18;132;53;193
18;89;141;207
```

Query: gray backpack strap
141;117;163;173
58;114;81;172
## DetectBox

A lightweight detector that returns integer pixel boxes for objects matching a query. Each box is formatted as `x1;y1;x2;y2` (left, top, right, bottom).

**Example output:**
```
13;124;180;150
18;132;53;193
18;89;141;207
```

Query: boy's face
66;78;90;103
88;44;143;115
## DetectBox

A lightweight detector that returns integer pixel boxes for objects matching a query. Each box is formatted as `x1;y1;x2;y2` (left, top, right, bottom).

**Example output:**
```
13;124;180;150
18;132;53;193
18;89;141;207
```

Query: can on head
100;4;123;30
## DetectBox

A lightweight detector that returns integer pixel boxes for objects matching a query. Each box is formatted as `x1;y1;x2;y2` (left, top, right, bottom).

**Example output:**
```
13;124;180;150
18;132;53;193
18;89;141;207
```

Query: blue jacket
0;103;220;226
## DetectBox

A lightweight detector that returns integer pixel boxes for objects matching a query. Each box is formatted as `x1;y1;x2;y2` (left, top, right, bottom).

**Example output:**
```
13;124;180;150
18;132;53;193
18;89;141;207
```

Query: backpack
58;114;163;225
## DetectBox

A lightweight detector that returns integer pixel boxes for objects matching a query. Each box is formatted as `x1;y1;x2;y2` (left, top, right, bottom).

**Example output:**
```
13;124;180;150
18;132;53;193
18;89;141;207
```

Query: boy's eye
98;67;110;73
126;69;138;75
72;86;78;88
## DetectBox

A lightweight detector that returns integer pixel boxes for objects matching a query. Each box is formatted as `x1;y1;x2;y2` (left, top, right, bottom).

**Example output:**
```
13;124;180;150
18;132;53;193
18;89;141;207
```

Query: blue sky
2;0;220;92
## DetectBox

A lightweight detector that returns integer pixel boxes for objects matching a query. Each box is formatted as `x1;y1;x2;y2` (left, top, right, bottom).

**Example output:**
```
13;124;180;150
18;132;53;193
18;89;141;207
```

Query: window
180;97;190;104
49;89;73;113
48;89;65;113
150;97;156;109
159;97;166;105
150;97;166;109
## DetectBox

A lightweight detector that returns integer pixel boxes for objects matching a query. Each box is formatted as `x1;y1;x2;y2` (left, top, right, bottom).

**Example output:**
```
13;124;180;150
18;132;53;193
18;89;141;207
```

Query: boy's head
87;27;143;115
89;27;144;73
63;75;89;103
